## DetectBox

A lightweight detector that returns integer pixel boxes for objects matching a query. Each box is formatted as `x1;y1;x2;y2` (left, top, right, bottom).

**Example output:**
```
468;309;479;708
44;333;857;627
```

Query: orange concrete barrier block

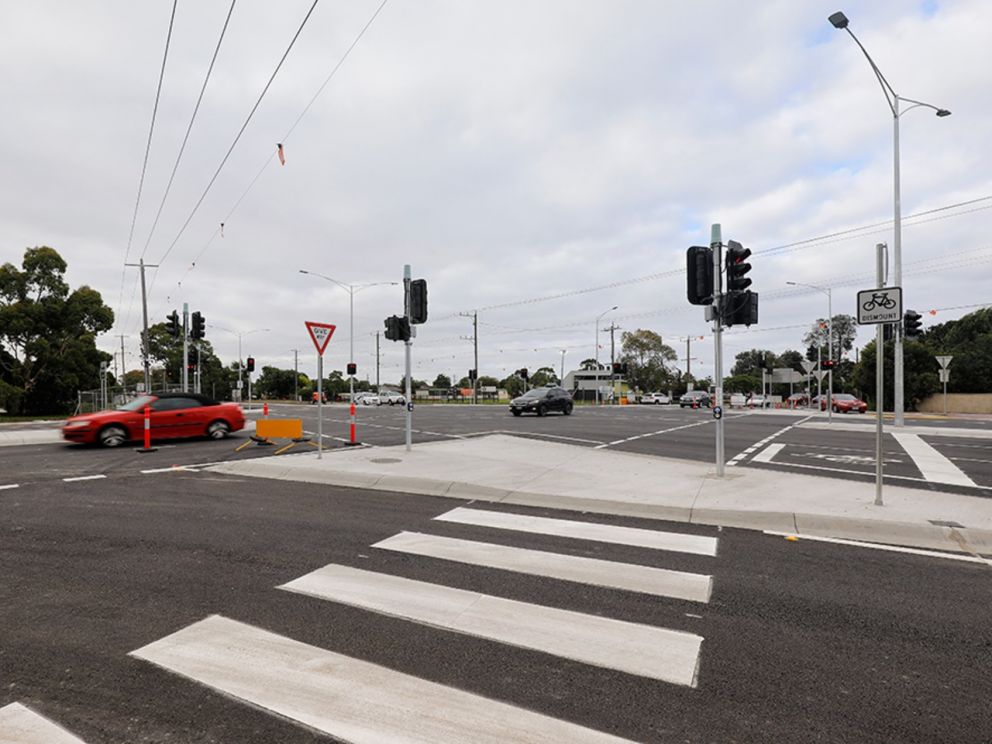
255;418;304;440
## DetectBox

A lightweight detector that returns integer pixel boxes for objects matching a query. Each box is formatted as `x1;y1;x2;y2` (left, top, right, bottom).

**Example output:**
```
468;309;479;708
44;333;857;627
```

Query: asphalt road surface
2;472;989;743
2;404;990;498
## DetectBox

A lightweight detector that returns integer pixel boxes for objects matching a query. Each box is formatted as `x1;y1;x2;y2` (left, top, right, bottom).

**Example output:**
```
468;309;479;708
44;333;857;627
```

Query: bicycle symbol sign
856;286;902;324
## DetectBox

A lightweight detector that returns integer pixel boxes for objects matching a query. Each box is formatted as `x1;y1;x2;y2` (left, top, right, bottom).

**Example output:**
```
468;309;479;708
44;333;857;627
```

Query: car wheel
511;410;522;417
833;405;840;414
537;404;547;417
207;420;231;439
98;425;127;448
564;403;573;415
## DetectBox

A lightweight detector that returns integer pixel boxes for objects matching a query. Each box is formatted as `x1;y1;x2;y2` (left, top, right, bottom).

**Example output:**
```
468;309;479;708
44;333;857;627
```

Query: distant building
563;368;614;401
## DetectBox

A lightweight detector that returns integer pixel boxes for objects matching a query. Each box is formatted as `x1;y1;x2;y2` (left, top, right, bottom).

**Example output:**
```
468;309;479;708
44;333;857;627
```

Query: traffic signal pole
712;224;725;477
875;243;887;506
404;264;413;451
182;303;189;393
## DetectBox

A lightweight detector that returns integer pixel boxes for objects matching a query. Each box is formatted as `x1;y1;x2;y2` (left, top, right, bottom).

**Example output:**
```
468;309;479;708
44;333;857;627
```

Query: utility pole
459;311;479;404
124;258;158;393
404;264;413;451
291;349;299;401
119;334;127;387
559;349;566;383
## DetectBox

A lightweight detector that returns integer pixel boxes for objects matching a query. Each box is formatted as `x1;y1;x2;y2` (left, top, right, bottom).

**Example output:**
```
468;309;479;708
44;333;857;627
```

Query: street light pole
594;306;617;406
829;11;950;427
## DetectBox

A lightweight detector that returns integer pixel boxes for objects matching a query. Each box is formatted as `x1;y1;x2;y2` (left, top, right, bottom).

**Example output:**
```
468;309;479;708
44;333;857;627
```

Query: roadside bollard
346;401;360;446
135;405;157;453
263;402;269;417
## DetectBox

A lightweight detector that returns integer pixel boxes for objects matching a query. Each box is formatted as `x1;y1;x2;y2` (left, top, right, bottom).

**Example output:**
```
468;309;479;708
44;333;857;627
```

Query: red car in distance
812;393;868;414
62;393;245;447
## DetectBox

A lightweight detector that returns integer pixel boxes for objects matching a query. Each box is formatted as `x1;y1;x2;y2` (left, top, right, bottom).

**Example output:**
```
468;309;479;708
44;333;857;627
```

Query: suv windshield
521;389;548;398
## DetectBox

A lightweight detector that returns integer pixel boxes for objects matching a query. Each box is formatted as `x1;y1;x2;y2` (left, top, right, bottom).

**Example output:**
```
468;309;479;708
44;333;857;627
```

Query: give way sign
305;321;336;355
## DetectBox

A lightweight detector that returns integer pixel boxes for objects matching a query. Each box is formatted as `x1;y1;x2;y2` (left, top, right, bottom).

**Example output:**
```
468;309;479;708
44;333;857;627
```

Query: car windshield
117;395;155;412
521;389;547;398
834;394;856;401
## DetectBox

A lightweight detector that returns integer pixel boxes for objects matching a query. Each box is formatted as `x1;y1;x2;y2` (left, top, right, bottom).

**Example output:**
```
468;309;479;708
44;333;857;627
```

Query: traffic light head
721;290;759;327
725;240;752;292
246;356;255;373
167;310;180;337
190;311;206;340
822;359;836;370
518;368;528;381
904;309;923;340
686;246;714;305
347;362;357;376
409;279;427;324
468;369;477;381
384;315;411;342
611;362;622;374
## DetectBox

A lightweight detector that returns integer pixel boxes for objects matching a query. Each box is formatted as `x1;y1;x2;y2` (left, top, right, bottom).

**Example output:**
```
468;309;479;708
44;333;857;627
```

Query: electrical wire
116;0;178;331
139;0;237;262
166;0;391;301
156;0;321;268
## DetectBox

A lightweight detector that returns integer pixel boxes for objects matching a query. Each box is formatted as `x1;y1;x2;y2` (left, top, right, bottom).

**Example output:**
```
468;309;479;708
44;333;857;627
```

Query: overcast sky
3;0;990;387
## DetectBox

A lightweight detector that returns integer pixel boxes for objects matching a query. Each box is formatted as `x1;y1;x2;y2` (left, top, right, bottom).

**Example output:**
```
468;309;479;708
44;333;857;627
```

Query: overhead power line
116;0;178;330
139;0;237;262
166;0;391;300
156;0;321;267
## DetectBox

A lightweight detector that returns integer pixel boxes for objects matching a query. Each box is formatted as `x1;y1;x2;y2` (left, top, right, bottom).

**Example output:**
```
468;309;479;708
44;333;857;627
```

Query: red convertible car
62;393;245;447
813;393;868;414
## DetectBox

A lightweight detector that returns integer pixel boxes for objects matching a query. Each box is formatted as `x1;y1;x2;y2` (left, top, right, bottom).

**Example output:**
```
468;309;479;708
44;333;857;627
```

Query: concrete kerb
206;434;992;556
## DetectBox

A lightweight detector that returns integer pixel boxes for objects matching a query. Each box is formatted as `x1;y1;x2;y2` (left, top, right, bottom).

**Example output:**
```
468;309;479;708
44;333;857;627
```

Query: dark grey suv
679;390;711;408
509;386;574;416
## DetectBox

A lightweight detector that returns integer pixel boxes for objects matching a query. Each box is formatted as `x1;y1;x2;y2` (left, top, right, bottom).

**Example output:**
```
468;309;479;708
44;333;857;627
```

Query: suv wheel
537;404;547;417
564;402;573;415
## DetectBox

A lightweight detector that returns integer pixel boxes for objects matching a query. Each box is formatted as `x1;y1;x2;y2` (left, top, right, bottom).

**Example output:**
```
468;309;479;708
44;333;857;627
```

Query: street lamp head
828;11;849;29
935;108;951;117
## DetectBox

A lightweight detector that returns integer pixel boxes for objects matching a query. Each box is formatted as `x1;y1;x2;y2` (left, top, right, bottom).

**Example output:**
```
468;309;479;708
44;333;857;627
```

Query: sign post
305;321;337;459
800;359;816;408
935;355;953;415
856;244;897;506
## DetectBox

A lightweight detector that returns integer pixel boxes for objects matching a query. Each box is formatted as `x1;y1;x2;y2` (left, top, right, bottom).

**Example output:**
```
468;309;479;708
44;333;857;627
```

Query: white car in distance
379;391;406;406
640;392;670;405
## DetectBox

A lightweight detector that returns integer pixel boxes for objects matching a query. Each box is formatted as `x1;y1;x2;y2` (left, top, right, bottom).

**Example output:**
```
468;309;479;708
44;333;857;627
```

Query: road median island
206;434;992;556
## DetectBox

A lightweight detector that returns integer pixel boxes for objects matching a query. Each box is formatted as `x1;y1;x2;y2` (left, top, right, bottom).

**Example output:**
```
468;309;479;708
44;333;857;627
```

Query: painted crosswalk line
371;532;712;603
0;702;86;744
434;506;719;556
130;615;634;744
281;563;702;686
891;432;978;487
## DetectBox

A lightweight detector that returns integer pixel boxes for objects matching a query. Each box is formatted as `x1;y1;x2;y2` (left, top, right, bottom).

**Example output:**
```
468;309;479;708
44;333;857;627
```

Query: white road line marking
0;702;87;743
372;532;712;603
594;419;714;449
743;458;992;490
131;615;634;743
281;564;702;686
61;474;107;482
0;483;20;490
763;531;991;565
751;443;785;464
891;432;979;488
434;507;718;556
140;466;193;474
496;430;606;445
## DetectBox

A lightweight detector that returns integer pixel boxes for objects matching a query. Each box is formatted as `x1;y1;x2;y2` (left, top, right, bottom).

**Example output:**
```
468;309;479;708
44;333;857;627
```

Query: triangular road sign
305;321;336;355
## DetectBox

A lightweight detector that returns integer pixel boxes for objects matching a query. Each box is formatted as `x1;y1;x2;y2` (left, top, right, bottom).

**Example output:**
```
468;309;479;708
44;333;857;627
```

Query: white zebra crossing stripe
281;564;703;686
434;507;719;556
371;532;712;603
130;615;635;744
0;702;87;744
891;432;979;487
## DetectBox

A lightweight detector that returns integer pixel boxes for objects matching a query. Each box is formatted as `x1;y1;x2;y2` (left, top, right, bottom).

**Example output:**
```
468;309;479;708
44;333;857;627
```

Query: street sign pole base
135;447;158;453
344;441;363;447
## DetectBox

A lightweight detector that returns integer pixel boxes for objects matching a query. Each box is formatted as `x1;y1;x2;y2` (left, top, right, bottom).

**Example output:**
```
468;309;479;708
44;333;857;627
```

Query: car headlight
65;420;91;428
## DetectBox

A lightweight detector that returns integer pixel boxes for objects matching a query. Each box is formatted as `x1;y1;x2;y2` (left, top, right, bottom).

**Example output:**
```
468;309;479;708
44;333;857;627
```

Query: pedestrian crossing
0;703;85;744
124;505;719;742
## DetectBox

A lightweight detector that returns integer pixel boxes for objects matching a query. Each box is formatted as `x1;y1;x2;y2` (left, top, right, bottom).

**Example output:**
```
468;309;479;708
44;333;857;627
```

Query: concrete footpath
209;433;992;557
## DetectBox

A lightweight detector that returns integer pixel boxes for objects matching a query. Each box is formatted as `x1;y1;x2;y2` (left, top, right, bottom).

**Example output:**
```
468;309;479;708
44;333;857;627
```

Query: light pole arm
843;27;897;115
